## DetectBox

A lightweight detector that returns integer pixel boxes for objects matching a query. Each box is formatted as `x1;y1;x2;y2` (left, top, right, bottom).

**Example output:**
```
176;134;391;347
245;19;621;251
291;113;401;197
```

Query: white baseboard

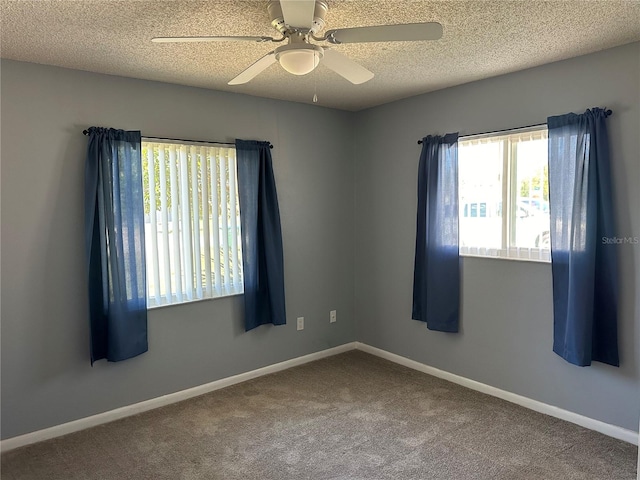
355;342;639;446
0;342;358;453
3;340;637;453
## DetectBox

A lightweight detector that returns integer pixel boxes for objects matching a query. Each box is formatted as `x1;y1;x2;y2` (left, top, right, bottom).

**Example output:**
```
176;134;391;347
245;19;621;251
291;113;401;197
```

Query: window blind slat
228;151;240;288
190;146;203;299
210;150;222;296
179;146;194;300
219;152;230;291
168;145;183;303
146;147;161;306
200;146;213;297
158;147;173;304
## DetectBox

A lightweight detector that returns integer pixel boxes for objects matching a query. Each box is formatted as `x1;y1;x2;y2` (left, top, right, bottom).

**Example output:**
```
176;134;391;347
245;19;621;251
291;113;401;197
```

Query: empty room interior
1;1;639;479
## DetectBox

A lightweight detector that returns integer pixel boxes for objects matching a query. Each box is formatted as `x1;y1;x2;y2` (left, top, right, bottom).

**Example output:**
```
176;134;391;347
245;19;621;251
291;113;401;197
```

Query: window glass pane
458;127;550;262
459;140;503;249
514;137;550;249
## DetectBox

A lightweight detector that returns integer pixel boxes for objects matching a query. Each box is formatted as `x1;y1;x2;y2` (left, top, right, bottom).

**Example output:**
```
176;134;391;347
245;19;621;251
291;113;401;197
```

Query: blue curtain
412;133;460;332
85;127;148;364
235;140;286;331
547;108;618;367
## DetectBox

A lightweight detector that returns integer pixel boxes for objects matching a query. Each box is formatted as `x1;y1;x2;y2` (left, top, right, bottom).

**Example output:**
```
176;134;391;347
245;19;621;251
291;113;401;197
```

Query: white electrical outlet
330;310;337;323
297;317;304;331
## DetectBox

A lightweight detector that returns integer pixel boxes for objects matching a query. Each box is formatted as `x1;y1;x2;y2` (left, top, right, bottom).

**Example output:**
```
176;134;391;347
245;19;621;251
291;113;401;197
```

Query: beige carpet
1;351;637;479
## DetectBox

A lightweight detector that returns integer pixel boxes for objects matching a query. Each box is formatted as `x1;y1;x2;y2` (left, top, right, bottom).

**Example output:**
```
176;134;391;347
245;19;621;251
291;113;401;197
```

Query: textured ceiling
1;0;639;111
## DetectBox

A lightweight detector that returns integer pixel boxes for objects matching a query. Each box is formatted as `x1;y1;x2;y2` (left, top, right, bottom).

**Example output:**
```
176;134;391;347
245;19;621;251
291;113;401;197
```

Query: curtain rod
82;130;273;149
416;109;613;145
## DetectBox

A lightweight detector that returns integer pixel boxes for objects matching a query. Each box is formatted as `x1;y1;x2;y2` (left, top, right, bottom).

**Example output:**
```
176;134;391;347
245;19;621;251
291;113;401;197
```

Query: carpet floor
1;350;637;479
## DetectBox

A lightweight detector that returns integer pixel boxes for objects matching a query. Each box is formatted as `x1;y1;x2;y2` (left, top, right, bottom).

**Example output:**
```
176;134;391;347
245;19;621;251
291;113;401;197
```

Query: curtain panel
547;108;619;367
235;140;286;331
412;133;460;332
85;127;148;364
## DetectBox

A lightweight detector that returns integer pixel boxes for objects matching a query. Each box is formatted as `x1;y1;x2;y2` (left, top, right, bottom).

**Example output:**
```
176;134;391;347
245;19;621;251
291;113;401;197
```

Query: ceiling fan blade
152;36;274;43
322;49;374;85
326;22;443;44
228;51;277;85
279;0;316;29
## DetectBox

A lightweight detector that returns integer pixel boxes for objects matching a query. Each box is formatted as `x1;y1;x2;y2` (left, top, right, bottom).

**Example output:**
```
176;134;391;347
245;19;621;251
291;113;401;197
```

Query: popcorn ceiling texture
1;0;639;111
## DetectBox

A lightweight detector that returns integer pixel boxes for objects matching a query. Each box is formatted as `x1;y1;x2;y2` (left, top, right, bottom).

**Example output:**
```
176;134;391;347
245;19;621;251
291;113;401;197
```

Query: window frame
141;138;244;309
458;126;551;263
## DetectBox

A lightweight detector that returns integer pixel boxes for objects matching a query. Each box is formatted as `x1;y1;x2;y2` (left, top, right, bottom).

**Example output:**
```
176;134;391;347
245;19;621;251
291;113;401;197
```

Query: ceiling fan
152;0;443;85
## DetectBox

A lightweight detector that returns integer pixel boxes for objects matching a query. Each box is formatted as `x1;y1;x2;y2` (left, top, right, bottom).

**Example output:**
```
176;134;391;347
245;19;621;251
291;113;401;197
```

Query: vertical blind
143;140;243;307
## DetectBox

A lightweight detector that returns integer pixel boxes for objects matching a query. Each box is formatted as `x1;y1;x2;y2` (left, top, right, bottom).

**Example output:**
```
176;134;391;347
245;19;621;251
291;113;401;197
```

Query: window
458;127;550;262
142;140;243;307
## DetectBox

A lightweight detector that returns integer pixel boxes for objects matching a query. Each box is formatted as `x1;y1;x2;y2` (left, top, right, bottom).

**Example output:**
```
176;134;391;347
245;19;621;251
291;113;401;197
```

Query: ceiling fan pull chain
313;70;318;103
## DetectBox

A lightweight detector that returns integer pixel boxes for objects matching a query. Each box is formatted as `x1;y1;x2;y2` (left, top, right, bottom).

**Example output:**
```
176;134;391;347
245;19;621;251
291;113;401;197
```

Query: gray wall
354;42;640;431
2;42;639;441
0;60;356;439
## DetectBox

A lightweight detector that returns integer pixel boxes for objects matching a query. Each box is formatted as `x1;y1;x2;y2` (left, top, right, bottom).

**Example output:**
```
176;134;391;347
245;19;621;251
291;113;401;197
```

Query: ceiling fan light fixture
275;44;324;75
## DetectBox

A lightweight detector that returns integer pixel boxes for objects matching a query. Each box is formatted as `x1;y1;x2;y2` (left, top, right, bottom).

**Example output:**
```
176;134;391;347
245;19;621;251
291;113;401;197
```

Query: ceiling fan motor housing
267;1;328;34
